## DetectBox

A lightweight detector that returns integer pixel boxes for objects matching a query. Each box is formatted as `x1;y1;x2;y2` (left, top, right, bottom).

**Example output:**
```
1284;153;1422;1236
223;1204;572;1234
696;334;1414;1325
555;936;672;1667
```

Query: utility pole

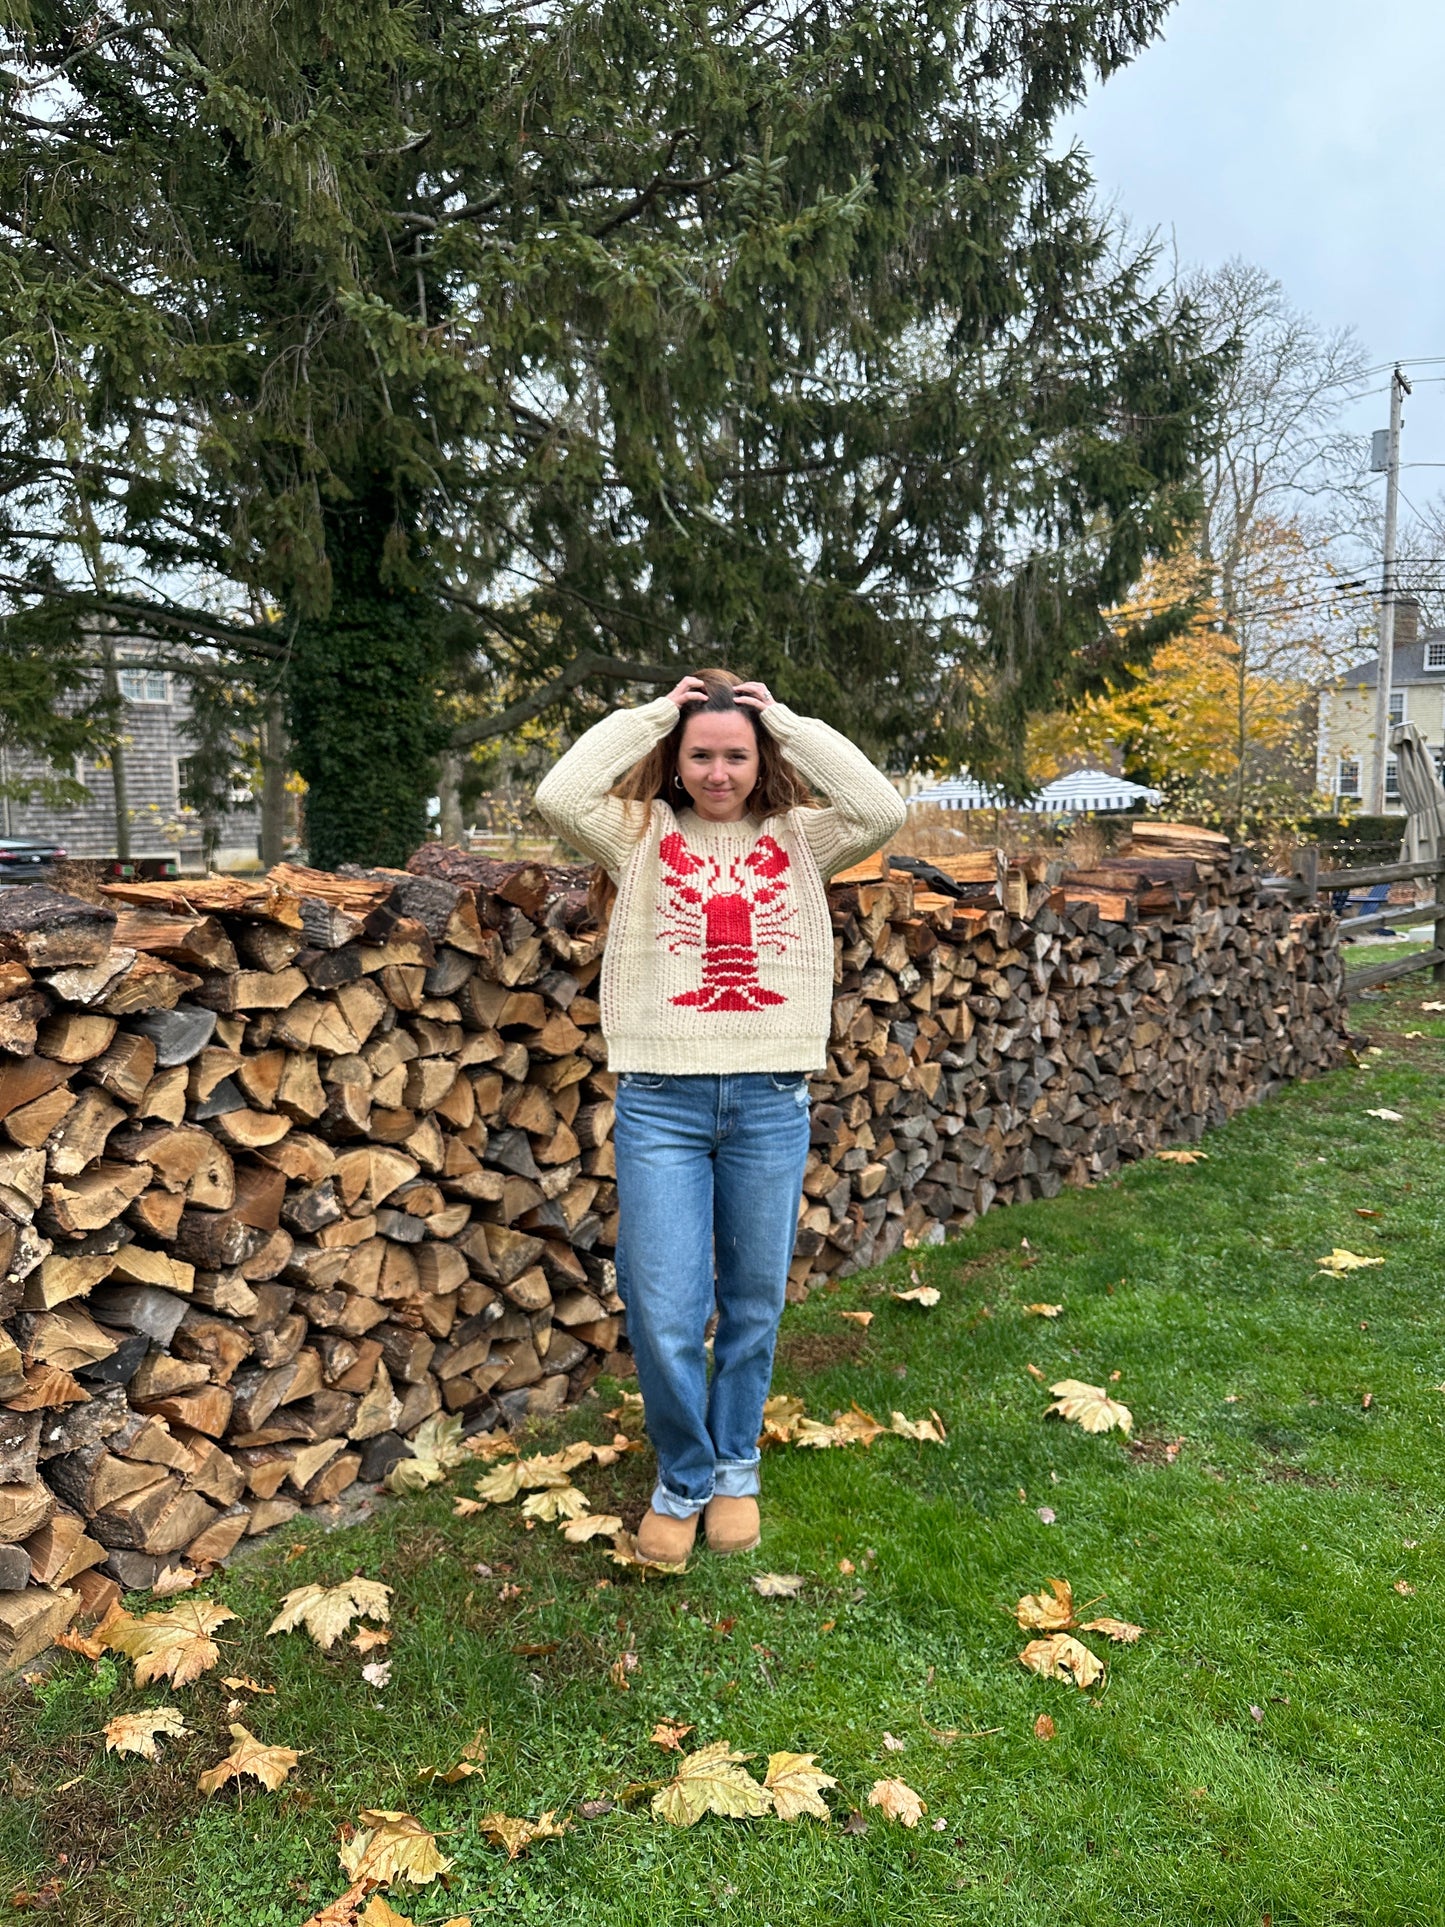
1369;366;1412;815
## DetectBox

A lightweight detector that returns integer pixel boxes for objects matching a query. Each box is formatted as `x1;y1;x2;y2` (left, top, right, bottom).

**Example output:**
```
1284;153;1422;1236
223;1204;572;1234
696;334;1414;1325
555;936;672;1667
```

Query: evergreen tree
0;0;1225;864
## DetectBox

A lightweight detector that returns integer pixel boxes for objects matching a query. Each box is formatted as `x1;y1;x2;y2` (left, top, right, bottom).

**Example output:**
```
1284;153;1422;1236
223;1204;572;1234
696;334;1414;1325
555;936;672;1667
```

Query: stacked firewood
0;825;1347;1666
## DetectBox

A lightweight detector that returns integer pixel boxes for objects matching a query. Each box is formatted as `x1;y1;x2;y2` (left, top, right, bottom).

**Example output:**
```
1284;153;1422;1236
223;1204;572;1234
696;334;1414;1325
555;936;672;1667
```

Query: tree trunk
259;689;289;868
97;632;131;862
437;750;464;848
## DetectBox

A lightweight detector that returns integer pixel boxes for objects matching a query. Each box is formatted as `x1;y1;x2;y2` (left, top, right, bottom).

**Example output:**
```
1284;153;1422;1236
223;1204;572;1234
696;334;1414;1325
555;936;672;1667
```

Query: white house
1316;599;1445;808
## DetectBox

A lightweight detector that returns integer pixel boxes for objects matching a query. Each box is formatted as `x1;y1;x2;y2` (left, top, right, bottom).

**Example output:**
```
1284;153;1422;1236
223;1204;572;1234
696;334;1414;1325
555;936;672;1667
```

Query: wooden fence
1268;847;1445;994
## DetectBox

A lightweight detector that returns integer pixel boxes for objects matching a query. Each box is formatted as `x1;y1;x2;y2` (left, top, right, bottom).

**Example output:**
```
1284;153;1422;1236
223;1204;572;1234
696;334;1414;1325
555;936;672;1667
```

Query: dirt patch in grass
774;1328;866;1374
1257;1459;1337;1488
1127;1434;1184;1467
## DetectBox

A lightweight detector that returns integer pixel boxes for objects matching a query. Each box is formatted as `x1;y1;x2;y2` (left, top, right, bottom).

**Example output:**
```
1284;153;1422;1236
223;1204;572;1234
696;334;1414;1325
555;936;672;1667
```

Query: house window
1337;758;1360;798
1386;758;1399;800
1388;691;1404;724
118;666;169;703
1426;641;1445;671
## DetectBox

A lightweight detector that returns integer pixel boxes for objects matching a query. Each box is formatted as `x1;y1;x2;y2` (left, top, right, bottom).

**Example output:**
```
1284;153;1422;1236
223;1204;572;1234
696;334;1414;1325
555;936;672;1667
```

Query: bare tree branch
449;651;675;748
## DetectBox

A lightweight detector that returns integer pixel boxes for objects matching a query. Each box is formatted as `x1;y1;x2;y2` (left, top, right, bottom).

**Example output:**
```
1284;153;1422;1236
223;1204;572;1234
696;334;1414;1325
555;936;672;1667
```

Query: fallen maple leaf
268;1577;392;1650
219;1675;274;1694
1023;1303;1064;1318
608;1653;636;1689
1045;1379;1132;1437
294;1883;370;1927
881;1731;906;1752
1156;1149;1207;1164
385;1413;468;1495
838;1310;874;1327
362;1660;392;1690
473;1462;529;1503
338;1811;451;1887
351;1626;392;1655
891;1285;940;1308
104;1598;237;1688
356;1900;414;1927
560;1512;624;1543
751;1573;805;1598
417;1731;487;1784
650;1720;694;1752
478;1810;570;1860
1080;1616;1142;1643
890;1409;947;1443
151;1563;200;1598
1019;1634;1105;1688
653;1740;773;1826
831;1404;889;1447
607;1530;688;1576
55;1598;124;1660
1365;1108;1404;1122
1316;1248;1384;1275
1016;1578;1075;1631
1033;1713;1056;1741
452;1497;485;1517
520;1484;590;1524
197;1722;300;1795
764;1751;837;1822
867;1777;926;1826
1025;1362;1046;1382
103;1706;188;1761
760;1394;807;1442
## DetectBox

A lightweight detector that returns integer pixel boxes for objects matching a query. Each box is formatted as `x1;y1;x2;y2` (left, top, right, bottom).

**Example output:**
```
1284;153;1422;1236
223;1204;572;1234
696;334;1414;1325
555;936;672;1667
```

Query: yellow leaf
1156;1149;1207;1164
468;1432;520;1461
357;1899;414;1927
219;1676;274;1694
267;1577;392;1650
559;1513;623;1543
103;1706;188;1761
866;1777;926;1826
838;1310;873;1327
764;1751;837;1822
338;1811;451;1888
1080;1616;1143;1643
104;1598;237;1688
296;1881;370;1926
473;1461;528;1502
478;1810;570;1860
197;1722;300;1795
452;1497;485;1517
652;1740;773;1826
1023;1303;1063;1318
151;1563;201;1597
890;1409;947;1443
351;1626;392;1655
417;1729;487;1785
650;1719;694;1751
606;1530;688;1576
1033;1713;1056;1740
1019;1634;1105;1688
520;1484;590;1524
831;1404;888;1447
750;1573;805;1598
793;1416;847;1448
1045;1379;1133;1437
385;1413;467;1495
1015;1578;1075;1631
760;1394;807;1443
891;1286;940;1308
1316;1248;1385;1275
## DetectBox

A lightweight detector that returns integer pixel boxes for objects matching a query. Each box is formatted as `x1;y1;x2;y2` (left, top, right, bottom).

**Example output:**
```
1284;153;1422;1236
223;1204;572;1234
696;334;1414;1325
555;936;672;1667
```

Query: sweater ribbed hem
604;1035;827;1075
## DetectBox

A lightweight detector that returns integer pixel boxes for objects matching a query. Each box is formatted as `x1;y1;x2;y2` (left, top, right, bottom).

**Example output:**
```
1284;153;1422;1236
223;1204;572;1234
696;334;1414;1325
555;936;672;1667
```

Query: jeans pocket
620;1072;667;1090
767;1073;811;1106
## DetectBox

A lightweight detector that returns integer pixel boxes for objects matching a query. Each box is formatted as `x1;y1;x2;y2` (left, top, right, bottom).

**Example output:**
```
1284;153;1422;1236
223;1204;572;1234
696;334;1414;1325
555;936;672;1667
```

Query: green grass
6;977;1445;1926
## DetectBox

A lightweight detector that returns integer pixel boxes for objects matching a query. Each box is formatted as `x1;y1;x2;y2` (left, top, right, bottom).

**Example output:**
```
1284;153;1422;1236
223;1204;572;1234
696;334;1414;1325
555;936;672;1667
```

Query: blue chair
1332;881;1396;937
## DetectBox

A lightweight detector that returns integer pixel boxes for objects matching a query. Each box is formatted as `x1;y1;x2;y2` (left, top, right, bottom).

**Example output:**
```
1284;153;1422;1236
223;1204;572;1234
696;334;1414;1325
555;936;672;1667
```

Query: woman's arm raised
534;685;696;873
752;694;907;878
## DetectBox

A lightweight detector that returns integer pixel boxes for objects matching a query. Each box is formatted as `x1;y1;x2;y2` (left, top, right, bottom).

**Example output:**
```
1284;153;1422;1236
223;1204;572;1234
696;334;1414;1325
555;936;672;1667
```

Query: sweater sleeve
760;702;907;879
534;696;680;874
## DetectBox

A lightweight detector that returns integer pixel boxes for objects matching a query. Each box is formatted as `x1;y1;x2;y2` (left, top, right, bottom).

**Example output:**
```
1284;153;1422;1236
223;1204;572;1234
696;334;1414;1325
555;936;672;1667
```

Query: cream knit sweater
535;697;906;1074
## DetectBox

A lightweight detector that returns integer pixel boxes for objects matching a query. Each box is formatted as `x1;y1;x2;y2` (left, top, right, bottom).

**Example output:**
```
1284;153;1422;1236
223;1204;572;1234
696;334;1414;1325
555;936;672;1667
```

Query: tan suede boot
635;1507;698;1564
704;1495;760;1555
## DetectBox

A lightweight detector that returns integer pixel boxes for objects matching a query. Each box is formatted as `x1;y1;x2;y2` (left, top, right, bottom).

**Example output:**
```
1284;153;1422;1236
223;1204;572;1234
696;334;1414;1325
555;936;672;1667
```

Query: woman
535;670;905;1560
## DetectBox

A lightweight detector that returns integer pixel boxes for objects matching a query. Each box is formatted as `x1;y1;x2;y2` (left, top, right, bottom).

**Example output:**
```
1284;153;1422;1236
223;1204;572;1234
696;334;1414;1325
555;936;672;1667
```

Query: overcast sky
1066;0;1445;527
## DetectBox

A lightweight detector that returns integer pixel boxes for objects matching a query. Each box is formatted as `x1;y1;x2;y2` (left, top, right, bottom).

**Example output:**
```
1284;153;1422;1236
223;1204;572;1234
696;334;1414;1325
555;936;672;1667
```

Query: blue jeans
613;1071;812;1519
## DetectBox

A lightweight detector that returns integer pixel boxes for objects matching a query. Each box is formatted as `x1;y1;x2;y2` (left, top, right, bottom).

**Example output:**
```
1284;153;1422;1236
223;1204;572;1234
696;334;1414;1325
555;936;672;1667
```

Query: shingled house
0;652;261;870
1316;599;1444;806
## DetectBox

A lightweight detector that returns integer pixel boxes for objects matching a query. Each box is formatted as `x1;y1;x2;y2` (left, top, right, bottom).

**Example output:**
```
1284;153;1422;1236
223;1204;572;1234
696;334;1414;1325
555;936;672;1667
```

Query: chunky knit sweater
535;697;907;1074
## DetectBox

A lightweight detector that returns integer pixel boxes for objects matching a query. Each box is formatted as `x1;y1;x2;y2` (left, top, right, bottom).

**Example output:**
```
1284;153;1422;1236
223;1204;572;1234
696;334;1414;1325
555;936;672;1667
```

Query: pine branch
449;653;676;749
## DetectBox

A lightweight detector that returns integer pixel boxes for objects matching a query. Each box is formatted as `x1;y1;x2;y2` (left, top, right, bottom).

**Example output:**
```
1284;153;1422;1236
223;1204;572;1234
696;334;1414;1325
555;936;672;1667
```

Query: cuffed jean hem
650;1457;762;1520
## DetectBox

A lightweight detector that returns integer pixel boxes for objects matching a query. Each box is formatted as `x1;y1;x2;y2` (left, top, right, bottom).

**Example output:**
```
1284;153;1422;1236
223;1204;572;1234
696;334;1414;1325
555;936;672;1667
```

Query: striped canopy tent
909;767;1163;815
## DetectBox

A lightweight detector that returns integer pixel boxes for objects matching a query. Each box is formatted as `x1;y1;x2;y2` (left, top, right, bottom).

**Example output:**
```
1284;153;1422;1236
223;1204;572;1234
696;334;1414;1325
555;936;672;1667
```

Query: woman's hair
587;667;817;926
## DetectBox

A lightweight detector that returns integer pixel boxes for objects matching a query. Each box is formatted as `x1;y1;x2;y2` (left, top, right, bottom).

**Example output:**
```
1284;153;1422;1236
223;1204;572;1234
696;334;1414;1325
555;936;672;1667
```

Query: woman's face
676;709;759;822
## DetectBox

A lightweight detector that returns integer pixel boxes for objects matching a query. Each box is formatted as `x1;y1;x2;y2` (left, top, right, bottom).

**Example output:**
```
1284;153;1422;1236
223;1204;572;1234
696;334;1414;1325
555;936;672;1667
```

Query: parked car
0;838;65;882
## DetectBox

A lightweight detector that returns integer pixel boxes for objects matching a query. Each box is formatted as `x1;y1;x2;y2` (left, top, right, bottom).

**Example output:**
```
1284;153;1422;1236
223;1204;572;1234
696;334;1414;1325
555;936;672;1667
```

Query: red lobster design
656;829;796;1011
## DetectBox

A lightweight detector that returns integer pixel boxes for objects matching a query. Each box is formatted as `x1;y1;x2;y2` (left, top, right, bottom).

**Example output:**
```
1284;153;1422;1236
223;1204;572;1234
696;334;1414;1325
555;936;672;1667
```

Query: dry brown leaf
831;1404;889;1447
150;1564;201;1598
385;1413;468;1495
1033;1713;1056;1740
1365;1107;1404;1122
55;1598;124;1661
1025;1362;1046;1382
751;1573;805;1599
468;1432;520;1461
1019;1633;1105;1688
520;1484;590;1524
1045;1379;1133;1437
1156;1149;1207;1164
764;1751;837;1822
338;1810;451;1888
608;1655;634;1690
417;1729;487;1784
1316;1248;1384;1275
1015;1578;1075;1631
1023;1303;1063;1318
793;1415;848;1448
103;1706;188;1761
478;1810;570;1859
606;1530;688;1576
650;1720;694;1752
104;1598;237;1688
452;1497;486;1517
890;1409;947;1443
559;1513;624;1543
473;1461;529;1503
652;1740;773;1826
891;1285;940;1308
356;1900;414;1927
867;1777;926;1826
1079;1616;1142;1644
267;1577;391;1650
351;1626;392;1655
219;1675;274;1694
838;1310;873;1327
296;1882;371;1927
197;1722;300;1795
760;1394;807;1443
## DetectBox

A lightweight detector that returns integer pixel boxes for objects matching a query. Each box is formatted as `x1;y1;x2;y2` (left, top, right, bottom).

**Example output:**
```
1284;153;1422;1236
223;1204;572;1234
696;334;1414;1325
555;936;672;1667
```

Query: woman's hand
664;675;709;709
732;680;774;711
